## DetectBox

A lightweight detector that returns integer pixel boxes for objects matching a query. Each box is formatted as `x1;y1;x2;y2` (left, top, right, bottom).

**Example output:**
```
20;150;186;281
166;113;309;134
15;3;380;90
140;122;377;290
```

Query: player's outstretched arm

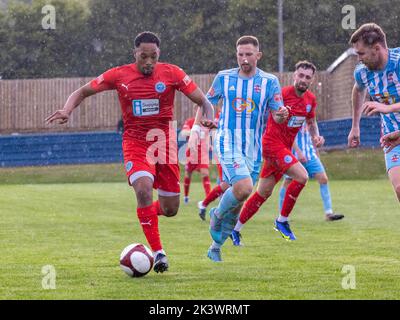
307;117;325;148
348;83;367;148
45;82;98;125
185;88;215;127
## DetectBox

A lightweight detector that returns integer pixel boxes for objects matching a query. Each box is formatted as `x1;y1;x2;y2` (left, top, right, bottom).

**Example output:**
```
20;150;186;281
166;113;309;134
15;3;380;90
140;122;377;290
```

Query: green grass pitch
0;179;399;300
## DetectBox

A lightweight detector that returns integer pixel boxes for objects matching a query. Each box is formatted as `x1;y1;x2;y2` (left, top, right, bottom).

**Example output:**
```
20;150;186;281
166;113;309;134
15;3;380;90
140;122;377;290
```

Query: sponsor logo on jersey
306;104;312;113
231;97;256;113
229;85;236;91
155;82;166;93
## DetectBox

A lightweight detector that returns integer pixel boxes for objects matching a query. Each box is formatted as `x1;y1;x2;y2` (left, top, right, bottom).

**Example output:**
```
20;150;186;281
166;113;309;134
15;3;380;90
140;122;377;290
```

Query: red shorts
260;148;298;182
185;162;209;173
123;139;180;195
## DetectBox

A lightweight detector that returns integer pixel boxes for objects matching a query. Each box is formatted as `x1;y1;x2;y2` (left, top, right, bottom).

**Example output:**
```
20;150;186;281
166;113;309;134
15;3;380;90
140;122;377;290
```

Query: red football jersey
90;63;197;143
262;85;316;153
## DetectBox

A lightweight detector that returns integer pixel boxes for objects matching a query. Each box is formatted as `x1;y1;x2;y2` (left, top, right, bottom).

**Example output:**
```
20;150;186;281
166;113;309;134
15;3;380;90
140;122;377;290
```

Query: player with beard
230;60;324;243
348;23;400;202
197;35;288;262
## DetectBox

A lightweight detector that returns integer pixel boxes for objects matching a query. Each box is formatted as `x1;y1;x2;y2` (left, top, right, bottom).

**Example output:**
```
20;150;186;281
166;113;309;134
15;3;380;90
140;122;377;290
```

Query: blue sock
220;212;239;245
216;187;240;219
279;187;286;212
320;183;333;213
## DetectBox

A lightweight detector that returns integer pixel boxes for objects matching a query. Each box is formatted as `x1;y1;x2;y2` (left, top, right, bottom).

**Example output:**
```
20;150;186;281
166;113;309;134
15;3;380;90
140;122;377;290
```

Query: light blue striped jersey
293;122;317;161
354;48;400;135
206;67;283;163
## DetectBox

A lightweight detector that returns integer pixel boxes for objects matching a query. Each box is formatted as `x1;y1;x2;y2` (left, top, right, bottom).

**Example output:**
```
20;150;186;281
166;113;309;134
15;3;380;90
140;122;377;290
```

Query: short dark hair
295;60;316;74
349;23;387;47
134;31;160;48
236;35;260;50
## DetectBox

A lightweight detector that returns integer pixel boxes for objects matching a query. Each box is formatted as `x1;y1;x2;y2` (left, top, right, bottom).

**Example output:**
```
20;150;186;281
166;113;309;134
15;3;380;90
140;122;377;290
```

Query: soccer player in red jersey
45;31;214;273
231;61;325;242
180;111;212;204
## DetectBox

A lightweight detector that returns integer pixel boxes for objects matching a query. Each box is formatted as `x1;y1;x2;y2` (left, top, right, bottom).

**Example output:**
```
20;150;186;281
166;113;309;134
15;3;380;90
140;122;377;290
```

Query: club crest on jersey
233;162;240;169
155;82;166;93
392;154;399;163
254;84;261;93
284;155;293;164
306;104;312;113
125;161;133;172
387;72;394;82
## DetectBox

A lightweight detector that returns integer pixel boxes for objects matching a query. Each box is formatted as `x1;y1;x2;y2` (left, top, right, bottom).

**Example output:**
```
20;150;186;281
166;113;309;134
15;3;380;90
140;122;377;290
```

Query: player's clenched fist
45;109;71;125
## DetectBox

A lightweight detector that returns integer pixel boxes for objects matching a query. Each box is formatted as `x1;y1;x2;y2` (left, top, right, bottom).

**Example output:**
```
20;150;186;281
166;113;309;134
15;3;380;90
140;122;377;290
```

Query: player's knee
319;177;328;185
259;188;273;199
235;185;253;201
394;184;400;199
298;173;309;185
162;206;179;217
135;188;153;205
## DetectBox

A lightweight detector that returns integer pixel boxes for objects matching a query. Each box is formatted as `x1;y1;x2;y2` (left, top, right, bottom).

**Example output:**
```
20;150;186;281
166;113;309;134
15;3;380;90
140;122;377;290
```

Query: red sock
281;180;305;217
203;185;224;207
239;192;267;224
153;200;164;216
202;176;211;195
137;205;162;252
184;176;191;197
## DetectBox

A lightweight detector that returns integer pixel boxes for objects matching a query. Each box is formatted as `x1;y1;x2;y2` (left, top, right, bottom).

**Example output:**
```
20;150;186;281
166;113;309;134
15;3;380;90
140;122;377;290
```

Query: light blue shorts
219;156;261;186
302;156;326;178
283;156;325;180
385;145;400;172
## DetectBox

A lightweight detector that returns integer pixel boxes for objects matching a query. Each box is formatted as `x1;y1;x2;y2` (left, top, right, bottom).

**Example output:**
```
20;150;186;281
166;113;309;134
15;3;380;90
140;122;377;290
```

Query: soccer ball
120;243;154;277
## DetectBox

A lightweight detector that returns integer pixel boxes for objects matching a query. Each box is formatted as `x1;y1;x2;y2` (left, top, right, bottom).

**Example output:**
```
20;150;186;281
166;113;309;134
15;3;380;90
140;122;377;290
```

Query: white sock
198;201;206;209
234;221;243;232
154;249;166;256
211;241;221;249
325;210;333;215
277;215;288;222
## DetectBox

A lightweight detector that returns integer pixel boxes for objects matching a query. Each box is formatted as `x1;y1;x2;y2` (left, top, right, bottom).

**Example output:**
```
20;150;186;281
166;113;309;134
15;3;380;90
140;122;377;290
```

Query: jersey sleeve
266;77;284;111
90;67;119;92
172;66;198;95
354;65;367;90
206;73;223;106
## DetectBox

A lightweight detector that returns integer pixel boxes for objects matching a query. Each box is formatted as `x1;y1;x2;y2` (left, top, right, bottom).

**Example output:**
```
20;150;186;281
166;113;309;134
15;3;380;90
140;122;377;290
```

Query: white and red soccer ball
120;243;154;277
